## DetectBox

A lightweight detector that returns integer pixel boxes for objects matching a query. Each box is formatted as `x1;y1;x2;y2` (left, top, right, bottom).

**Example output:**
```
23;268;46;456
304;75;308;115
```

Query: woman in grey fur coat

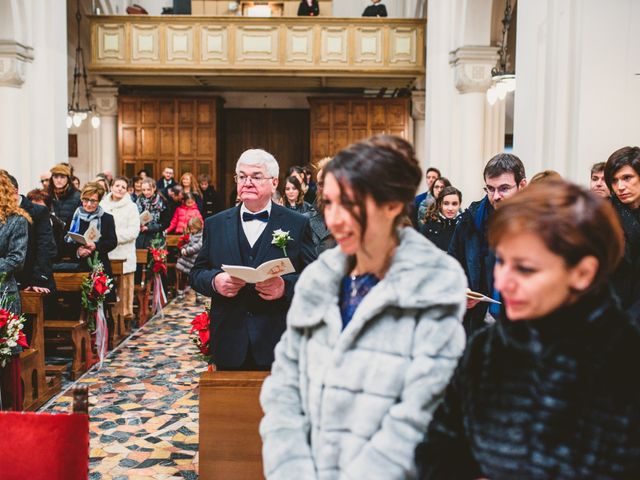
260;136;467;479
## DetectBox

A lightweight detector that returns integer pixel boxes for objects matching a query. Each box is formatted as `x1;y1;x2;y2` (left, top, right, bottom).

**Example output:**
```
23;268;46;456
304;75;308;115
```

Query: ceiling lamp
67;0;100;129
487;0;516;105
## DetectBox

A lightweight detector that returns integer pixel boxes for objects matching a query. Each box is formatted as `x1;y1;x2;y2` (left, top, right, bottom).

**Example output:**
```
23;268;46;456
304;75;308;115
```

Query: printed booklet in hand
466;288;501;304
222;258;295;284
67;225;101;246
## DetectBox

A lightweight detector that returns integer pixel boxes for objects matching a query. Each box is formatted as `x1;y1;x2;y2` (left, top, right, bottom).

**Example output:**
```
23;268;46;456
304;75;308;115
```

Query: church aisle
43;293;209;480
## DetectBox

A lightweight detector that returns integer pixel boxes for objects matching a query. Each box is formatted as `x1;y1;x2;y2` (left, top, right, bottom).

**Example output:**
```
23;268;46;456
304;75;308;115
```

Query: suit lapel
223;206;243;266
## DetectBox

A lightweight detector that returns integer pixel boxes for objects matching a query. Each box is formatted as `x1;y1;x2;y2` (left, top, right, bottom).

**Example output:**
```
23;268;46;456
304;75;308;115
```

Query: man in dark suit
156;166;177;196
7;174;56;292
362;0;387;17
190;149;317;370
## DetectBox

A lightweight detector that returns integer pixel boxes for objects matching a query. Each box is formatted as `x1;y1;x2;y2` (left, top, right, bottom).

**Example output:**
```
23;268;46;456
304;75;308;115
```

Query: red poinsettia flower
0;308;9;329
198;328;210;346
94;274;109;295
152;262;167;275
190;312;210;333
178;234;190;249
17;331;29;348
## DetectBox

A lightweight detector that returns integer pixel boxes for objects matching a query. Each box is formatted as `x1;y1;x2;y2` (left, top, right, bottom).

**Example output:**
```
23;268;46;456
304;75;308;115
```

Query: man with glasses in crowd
190;149;316;371
448;153;527;334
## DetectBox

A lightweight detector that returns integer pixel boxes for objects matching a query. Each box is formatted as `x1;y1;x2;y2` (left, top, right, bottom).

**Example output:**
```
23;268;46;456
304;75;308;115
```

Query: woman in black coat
297;0;319;16
62;182;117;300
419;186;461;251
416;181;640;479
47;163;81;230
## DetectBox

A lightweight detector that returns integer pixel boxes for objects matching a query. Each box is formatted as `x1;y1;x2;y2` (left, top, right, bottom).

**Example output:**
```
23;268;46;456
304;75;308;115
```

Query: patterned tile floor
42;292;209;480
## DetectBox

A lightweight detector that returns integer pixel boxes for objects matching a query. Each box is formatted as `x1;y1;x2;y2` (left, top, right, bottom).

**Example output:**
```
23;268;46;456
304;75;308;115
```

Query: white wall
514;0;640;186
0;0;68;192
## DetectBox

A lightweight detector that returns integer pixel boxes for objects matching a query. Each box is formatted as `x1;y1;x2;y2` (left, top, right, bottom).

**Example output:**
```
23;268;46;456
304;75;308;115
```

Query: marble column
411;89;427;188
449;46;499;203
93;86;119;177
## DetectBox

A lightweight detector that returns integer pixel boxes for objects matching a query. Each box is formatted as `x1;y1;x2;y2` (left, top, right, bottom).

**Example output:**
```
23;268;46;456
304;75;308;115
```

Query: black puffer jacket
419;214;460;252
610;196;640;320
52;187;81;229
416;289;640;479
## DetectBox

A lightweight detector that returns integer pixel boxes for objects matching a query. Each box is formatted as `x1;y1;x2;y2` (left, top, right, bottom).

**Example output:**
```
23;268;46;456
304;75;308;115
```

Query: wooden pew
45;272;94;380
199;371;268;480
19;291;61;411
109;258;127;347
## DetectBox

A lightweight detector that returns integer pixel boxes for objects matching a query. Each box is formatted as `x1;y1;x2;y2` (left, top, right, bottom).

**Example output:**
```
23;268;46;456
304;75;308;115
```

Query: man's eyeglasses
234;174;273;184
81;198;99;205
483;184;517;196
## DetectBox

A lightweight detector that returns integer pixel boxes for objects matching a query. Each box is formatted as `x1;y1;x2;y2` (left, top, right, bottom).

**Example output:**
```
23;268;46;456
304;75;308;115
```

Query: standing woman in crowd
417;177;451;226
136;178;166;249
283;175;314;215
166;192;203;234
416;181;640;479
180;172;203;213
420;186;462;251
260;135;467;479
100;176;140;320
47;163;81;231
308;156;336;255
63;182;117;299
604;146;640;319
0;171;30;313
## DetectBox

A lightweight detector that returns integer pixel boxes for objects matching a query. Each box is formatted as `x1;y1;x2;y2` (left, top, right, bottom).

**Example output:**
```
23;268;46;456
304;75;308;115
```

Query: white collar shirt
240;201;272;248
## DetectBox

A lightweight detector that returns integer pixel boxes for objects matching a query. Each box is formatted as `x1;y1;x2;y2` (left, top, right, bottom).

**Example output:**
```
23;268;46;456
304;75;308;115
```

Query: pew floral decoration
177;233;190;250
148;236;168;317
0;308;29;368
80;253;113;368
189;306;211;364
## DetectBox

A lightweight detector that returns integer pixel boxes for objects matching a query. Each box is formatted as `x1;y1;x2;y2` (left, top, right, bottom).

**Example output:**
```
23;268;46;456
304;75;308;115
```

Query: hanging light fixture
68;0;100;129
486;0;516;105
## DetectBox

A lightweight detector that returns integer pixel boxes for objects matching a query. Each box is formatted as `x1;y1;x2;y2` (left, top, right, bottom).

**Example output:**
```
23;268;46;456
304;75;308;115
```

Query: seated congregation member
283;175;314;215
604;146;640;319
198;173;223;218
420;186;462;252
6;174;56;293
135;178;166;249
63;182;117;285
166;192;203;234
297;0;319;16
260;135;467;479
176;217;204;302
417;176;451;226
190;149;317;371
48;163;81;232
308;156;336;255
0;171;30;314
590;161;610;198
416;181;640;479
100;176;140;320
448;153;527;334
362;0;387;17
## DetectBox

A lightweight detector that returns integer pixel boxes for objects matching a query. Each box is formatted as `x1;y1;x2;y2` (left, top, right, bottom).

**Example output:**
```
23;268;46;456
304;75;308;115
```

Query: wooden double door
118;95;221;182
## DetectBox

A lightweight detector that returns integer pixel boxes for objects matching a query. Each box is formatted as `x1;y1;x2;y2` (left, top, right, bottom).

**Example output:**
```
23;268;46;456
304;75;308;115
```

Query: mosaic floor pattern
42;292;209;480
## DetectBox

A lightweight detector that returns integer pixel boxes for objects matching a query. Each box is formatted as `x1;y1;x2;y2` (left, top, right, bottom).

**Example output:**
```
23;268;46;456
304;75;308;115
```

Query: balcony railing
89;16;425;80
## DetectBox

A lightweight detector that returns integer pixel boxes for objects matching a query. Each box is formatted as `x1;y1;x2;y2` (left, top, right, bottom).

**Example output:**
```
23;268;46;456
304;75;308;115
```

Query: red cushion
0;412;89;480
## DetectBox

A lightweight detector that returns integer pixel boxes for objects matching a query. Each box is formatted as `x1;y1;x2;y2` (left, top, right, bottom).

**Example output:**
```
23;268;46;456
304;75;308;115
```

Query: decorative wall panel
96;24;126;63
236;26;279;64
132;24;160;62
285;27;314;64
167;25;195;62
201;26;229;63
354;28;383;64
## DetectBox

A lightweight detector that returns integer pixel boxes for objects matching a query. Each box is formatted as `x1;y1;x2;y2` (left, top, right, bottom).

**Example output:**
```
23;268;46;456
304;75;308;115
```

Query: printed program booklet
466;288;501;304
67;224;102;245
222;258;295;284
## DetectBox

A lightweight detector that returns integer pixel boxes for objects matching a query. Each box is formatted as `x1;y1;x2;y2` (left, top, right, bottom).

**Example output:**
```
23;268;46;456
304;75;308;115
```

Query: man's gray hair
236;149;279;178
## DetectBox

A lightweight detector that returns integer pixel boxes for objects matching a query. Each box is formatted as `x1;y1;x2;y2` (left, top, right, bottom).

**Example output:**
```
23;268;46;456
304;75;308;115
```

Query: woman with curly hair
180;172;203;214
420;186;462;251
0;170;32;314
136;178;166;249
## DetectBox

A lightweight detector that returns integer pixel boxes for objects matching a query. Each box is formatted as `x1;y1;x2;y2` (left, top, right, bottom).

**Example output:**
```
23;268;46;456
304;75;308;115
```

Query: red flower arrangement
177;233;190;250
0;308;28;368
148;237;168;276
80;254;114;333
190;307;211;363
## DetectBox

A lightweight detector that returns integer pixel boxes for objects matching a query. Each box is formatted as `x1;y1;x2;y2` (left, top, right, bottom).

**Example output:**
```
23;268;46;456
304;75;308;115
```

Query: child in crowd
166;192;203;234
176;216;204;302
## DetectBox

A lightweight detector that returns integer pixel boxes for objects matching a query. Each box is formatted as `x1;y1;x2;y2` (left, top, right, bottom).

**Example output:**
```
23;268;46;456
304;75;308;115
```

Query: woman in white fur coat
100;176;141;319
260;136;467;480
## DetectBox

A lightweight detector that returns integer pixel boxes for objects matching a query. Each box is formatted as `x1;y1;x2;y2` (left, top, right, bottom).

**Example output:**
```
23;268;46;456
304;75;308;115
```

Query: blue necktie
242;210;269;223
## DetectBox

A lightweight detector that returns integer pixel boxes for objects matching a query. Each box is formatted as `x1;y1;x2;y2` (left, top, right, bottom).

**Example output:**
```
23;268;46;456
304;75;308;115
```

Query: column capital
411;90;425;119
0;41;34;88
449;45;499;94
92;86;119;116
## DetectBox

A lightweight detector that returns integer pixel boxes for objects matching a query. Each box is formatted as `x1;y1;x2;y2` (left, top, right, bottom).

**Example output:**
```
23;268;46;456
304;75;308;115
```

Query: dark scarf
612;196;640;262
136;193;165;223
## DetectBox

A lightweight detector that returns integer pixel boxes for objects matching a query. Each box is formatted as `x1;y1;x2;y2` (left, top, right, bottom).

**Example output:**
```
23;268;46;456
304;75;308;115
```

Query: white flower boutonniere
271;229;293;257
